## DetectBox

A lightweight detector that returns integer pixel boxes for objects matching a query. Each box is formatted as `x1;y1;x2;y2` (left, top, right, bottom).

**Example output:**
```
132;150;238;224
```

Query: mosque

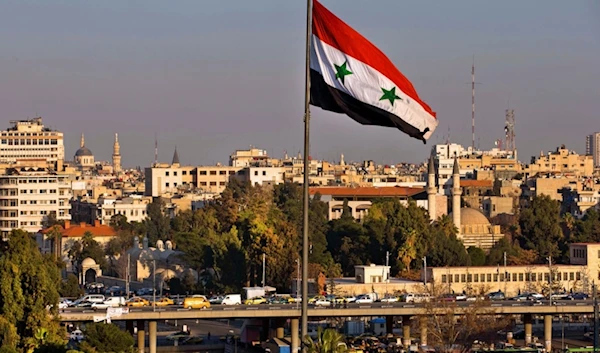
73;133;122;173
427;155;503;250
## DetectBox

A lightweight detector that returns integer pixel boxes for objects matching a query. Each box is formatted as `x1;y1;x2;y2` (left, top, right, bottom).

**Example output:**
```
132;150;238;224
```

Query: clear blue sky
1;0;599;167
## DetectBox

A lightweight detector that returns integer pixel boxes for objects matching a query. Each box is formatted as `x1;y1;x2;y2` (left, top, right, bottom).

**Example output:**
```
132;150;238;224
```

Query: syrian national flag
310;0;438;143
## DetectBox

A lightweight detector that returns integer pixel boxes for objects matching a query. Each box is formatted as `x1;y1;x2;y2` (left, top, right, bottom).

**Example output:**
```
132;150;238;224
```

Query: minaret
340;153;345;166
172;147;180;167
80;133;85;148
452;156;462;233
112;133;122;174
427;155;436;221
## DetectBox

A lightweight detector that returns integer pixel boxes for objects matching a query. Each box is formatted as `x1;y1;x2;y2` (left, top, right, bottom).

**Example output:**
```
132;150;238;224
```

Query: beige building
426;243;599;297
74;134;95;172
524;145;593;177
0;167;72;238
0;117;65;171
482;196;515;218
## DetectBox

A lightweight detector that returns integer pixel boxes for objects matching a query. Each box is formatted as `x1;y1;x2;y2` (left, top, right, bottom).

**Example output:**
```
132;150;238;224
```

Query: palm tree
304;328;347;353
397;229;417;271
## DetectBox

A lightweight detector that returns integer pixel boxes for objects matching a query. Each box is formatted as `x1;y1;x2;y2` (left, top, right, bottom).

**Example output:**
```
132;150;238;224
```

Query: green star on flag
334;61;353;84
379;87;402;106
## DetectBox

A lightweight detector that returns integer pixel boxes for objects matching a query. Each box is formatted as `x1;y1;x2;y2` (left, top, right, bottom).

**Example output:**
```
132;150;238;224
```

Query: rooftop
309;186;424;198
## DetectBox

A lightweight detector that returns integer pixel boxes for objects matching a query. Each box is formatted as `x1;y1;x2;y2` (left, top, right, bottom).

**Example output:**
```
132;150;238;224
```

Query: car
455;294;467;301
309;296;331;306
126;297;149;307
152;297;174;307
267;296;289;305
69;329;84;342
183;295;211;309
568;292;589;300
166;331;191;341
288;295;302;303
58;298;72;309
527;293;544;301
550;292;569;300
208;295;225;304
511;293;531;301
181;336;204;345
74;300;94;308
486;291;506;301
344;295;357;303
244;296;267;305
380;296;399;303
438;293;457;302
355;294;376;304
326;295;346;304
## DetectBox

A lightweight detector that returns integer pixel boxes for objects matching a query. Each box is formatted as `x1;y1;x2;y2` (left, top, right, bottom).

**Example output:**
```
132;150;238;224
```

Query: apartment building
586;132;600;168
0;117;64;170
524;145;593;177
0;167;71;238
195;166;245;194
72;196;151;225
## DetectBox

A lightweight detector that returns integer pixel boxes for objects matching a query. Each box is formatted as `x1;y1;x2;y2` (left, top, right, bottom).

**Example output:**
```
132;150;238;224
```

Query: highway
59;299;596;322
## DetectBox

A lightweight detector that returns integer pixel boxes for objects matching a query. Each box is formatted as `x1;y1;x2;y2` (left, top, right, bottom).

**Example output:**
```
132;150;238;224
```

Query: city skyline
1;0;599;166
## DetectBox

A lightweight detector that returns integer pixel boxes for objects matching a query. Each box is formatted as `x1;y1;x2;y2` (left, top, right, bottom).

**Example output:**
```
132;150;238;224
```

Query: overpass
60;301;595;353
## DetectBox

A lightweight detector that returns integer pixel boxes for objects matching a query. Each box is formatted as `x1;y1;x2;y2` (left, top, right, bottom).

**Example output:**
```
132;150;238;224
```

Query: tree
0;230;66;351
80;323;134;353
467;247;486;266
304;328;347;353
46;225;63;262
518;195;564;260
60;274;83;298
397;229;417;271
144;197;171;246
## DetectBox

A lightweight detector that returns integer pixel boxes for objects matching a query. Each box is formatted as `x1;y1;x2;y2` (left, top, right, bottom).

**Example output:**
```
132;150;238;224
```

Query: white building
0;117;64;170
0;167;72;238
247;167;284;186
95;196;151;224
229;147;269;167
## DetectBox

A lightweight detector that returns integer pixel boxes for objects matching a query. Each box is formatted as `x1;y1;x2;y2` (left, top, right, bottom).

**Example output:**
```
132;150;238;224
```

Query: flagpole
301;0;313;349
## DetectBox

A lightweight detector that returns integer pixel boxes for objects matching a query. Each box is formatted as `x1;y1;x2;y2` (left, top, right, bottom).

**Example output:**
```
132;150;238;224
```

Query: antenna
505;109;516;154
154;133;158;165
446;126;450;145
468;56;482;151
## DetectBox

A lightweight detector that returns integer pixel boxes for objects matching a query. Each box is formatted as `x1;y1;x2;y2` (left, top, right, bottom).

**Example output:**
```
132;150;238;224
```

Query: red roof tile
461;180;493;188
41;221;116;237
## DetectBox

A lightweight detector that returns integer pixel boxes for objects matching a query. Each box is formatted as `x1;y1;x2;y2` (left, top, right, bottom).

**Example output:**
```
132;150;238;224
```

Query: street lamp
422;257;427;288
229;330;237;353
295;258;300;310
152;260;156;312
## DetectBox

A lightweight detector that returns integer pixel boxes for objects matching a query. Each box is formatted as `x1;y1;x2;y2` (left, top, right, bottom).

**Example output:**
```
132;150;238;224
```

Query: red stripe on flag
312;0;436;119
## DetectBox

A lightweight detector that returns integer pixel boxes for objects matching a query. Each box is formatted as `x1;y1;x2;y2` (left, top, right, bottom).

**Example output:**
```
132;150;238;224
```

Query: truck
243;287;266;300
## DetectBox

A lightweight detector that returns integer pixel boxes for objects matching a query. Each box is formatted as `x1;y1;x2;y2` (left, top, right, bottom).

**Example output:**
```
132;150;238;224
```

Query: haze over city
1;0;599;167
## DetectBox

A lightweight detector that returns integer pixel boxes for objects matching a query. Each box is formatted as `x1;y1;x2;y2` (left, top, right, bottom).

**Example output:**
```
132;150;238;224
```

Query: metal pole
296;258;300;310
126;253;130;297
594;282;598;352
548;256;552;306
385;251;389;295
262;253;266;289
423;257;427;287
301;0;313;347
504;251;507;295
153;260;156;312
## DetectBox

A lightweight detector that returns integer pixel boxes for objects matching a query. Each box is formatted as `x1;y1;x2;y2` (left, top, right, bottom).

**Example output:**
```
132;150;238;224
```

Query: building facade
0;167;72;238
0;117;64;170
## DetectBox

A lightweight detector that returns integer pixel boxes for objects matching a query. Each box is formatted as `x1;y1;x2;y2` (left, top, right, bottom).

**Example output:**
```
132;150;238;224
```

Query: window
219;171;226;175
570;272;575;281
254;171;258;176
229;171;235;175
173;171;177;176
182;170;187;175
441;275;447;283
210;171;217;175
165;183;170;187
199;170;207;175
210;182;217;186
262;171;266;176
519;273;524;281
487;274;492;282
200;182;207;186
219;182;226;186
165;171;169;176
474;274;479;282
454;274;460;283
173;183;177;187
461;274;466;283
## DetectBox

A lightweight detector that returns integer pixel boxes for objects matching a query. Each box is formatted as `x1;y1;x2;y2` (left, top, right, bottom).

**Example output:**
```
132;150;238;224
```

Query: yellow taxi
183;295;211;309
244;296;267;305
152;297;174;307
126;297;149;307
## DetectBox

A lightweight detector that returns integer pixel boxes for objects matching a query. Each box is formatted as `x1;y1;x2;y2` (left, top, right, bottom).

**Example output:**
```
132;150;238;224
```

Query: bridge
60;300;595;353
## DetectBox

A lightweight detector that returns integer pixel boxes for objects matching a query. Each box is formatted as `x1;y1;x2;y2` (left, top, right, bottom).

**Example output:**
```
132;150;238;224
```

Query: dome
75;146;93;157
449;207;491;226
81;257;97;267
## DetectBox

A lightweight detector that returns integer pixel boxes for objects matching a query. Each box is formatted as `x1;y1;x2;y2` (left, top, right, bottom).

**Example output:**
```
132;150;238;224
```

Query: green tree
327;200;369;276
518;195;564;260
80;323;133;353
59;274;83;298
0;230;66;351
144;197;171;245
304;328;347;353
467;247;486;266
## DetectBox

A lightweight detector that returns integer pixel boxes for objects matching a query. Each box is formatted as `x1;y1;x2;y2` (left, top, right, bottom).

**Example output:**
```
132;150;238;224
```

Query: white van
91;296;126;309
71;294;105;306
355;293;376;304
222;294;241;305
404;293;431;303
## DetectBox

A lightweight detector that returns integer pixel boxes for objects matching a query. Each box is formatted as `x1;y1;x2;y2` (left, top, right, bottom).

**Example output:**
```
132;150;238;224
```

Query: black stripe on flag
309;69;429;143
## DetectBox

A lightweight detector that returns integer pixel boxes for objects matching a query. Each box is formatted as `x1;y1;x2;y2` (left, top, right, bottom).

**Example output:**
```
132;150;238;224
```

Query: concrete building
195;166;245;194
482;196;515;218
229;147;269;167
37;220;116;257
524;145;593;177
426;243;599;297
72;196;151;225
0;167;72;238
586;132;600;168
247;167;285;187
0;117;64;171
